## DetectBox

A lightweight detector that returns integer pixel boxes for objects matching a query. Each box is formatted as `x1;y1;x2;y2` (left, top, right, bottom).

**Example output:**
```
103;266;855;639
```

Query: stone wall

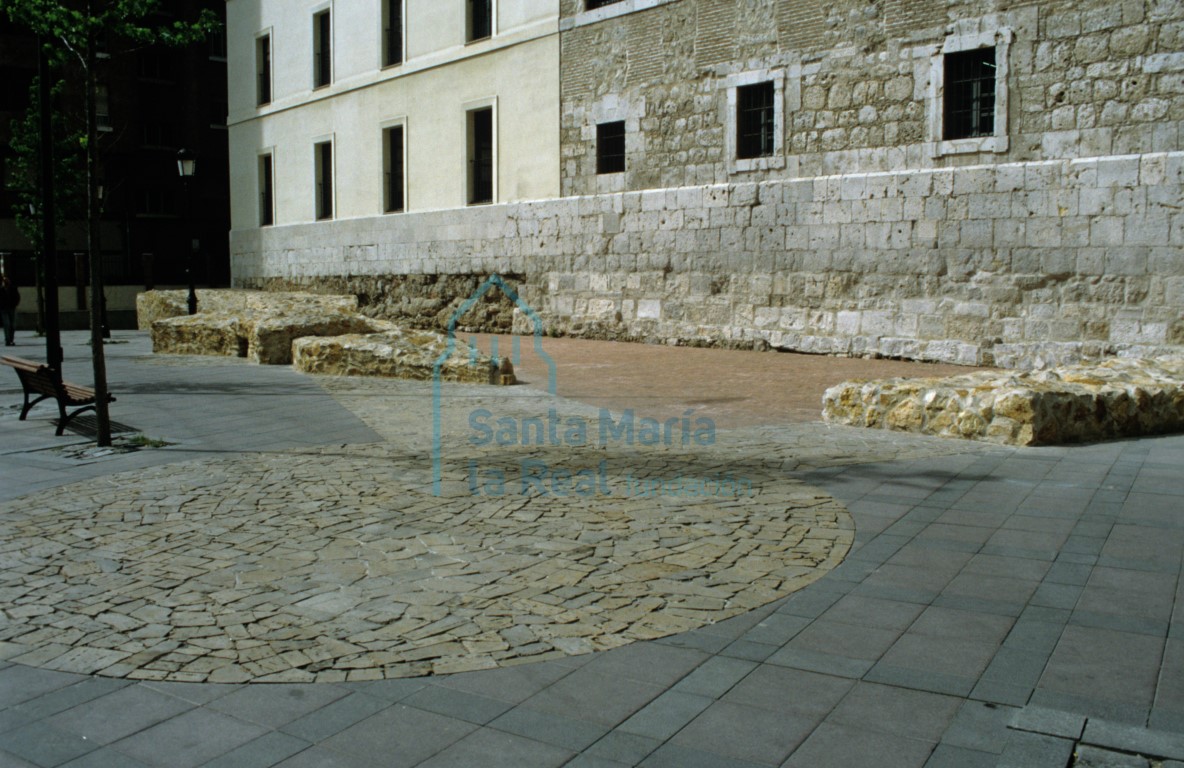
232;152;1184;369
560;0;1184;196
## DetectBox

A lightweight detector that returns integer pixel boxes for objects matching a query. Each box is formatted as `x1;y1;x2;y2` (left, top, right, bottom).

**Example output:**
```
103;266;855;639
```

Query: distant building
229;0;1184;369
0;1;230;326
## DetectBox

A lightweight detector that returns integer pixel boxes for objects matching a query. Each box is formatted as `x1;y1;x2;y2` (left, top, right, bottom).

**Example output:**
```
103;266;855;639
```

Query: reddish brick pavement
480;334;986;430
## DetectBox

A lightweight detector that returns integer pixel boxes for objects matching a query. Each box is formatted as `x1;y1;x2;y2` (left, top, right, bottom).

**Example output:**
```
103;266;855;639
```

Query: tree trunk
85;10;111;446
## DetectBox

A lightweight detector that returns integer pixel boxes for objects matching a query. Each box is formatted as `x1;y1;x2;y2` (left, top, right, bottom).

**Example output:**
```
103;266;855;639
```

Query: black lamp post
176;148;198;315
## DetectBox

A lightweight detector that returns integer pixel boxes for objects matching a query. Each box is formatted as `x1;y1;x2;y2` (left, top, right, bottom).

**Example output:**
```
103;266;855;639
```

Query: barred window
596;121;625;174
736;81;774;160
943;47;996;140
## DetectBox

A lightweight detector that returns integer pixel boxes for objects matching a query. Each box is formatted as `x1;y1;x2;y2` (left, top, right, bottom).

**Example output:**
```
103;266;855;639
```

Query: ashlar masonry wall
560;0;1184;195
233;151;1184;369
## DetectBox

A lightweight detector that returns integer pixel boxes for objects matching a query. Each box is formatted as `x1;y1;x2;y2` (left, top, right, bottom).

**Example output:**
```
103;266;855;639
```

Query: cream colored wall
227;0;559;230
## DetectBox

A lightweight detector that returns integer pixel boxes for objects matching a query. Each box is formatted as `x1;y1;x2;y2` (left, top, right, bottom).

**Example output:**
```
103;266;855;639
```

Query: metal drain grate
56;415;140;438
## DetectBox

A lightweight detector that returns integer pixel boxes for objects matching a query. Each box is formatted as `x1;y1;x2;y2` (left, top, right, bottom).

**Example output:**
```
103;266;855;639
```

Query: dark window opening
314;10;332;88
596;121;625;174
943;47;996;140
586;0;625;8
468;108;493;205
315;141;333;220
257;35;271;105
736;81;775;160
209;26;227;58
385;125;405;213
468;0;492;42
384;0;403;66
141;119;177;148
259;154;274;227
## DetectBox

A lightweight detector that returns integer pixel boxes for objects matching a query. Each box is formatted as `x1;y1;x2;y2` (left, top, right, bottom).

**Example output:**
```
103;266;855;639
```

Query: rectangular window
384;125;405;213
135;187;176;216
141;119;176;148
586;0;625;8
315;140;333;220
383;0;403;67
256;34;271;105
137;50;174;82
943;47;996;140
736;81;774;159
259;153;274;227
467;107;493;205
313;10;332;88
596;121;625;174
95;83;112;131
468;0;492;42
209;25;227;59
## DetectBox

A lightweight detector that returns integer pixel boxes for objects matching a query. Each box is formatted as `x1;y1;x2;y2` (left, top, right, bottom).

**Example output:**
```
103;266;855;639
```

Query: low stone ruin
823;357;1184;446
292;329;514;384
140;289;514;384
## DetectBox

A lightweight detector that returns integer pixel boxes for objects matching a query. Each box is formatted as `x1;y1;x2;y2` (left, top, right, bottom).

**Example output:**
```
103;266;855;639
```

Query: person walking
0;273;19;346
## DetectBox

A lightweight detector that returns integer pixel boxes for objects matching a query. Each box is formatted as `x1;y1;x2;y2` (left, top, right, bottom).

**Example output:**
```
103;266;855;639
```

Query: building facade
230;0;1184;368
0;2;231;326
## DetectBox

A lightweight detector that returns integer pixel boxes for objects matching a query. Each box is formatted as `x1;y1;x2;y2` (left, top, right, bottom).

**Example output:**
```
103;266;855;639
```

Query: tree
3;0;219;446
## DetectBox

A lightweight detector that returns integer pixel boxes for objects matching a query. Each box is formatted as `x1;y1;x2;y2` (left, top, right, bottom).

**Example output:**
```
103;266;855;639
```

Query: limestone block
250;314;386;365
823;357;1184;446
151;315;248;357
137;289;357;330
291;330;513;385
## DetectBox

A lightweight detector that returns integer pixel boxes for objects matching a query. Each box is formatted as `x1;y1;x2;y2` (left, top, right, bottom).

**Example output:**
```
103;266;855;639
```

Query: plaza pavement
1;330;1182;768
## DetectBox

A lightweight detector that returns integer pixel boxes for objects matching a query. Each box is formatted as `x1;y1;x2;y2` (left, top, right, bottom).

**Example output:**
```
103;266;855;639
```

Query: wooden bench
1;355;115;436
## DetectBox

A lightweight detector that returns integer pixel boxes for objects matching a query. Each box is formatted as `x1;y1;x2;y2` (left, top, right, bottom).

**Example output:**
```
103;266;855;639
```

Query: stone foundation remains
142;289;513;382
822;357;1184;446
292;330;512;384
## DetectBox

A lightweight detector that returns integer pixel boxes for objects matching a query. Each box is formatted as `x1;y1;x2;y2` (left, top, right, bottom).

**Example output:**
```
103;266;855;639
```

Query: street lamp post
176;148;198;315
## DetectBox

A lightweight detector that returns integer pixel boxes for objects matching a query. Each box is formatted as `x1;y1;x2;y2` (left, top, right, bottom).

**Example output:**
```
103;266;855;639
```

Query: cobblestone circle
0;443;852;683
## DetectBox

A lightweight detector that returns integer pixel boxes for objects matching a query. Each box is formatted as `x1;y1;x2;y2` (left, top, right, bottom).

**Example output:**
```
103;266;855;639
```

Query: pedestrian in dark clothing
0;273;19;346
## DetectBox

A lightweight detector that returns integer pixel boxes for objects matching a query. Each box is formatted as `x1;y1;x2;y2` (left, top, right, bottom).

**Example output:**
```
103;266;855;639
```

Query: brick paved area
1;331;1181;768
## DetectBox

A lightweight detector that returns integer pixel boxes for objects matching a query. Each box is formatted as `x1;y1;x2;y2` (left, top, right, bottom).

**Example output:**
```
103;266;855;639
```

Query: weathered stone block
823;357;1184;446
291;330;511;384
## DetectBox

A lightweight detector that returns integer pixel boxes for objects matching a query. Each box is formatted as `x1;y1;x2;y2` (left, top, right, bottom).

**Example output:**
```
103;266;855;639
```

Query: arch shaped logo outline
431;274;557;496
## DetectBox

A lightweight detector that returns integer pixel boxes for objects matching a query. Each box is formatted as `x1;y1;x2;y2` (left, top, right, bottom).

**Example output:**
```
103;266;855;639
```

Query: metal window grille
469;108;493;204
259;155;274;227
386;126;405;213
596;121;625;174
736;81;774;160
943;47;996;140
314;11;331;88
316;142;333;220
257;36;271;105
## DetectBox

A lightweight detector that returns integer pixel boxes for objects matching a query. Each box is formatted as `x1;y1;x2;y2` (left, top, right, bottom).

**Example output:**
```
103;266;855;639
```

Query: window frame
465;100;496;206
255;31;272;107
314;138;334;221
928;28;1011;157
259;151;275;227
595;120;626;175
723;69;785;174
382;0;405;68
313;7;332;90
382;120;407;213
467;0;495;43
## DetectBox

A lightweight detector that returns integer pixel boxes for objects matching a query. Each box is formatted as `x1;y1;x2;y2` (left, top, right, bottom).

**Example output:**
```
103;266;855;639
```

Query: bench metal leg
19;391;51;421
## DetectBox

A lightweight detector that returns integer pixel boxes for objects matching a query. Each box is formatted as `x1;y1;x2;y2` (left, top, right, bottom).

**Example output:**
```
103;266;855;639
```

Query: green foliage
7;77;85;250
3;0;222;244
4;1;220;65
